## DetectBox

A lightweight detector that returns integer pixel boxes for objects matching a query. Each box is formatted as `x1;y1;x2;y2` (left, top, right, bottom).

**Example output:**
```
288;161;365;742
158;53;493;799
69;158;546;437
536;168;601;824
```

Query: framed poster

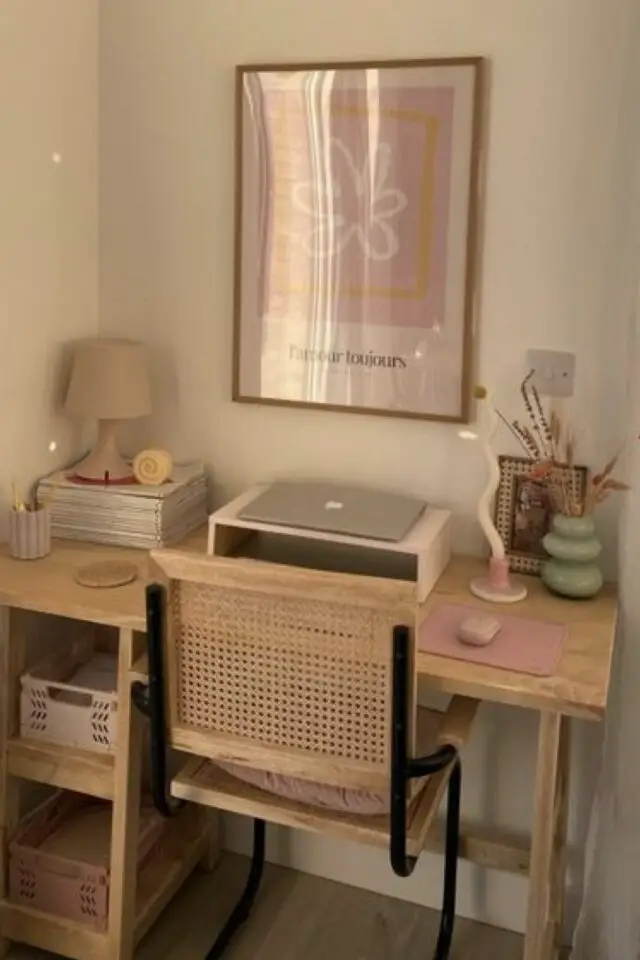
233;57;484;422
495;456;588;575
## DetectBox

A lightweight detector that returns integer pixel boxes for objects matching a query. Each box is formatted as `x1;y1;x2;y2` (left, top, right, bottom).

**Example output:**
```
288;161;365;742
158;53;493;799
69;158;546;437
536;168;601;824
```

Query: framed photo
495;456;588;575
233;57;484;423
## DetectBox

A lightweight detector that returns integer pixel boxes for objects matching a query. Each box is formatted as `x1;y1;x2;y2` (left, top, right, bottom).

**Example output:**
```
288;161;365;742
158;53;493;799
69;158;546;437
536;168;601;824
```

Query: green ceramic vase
541;514;603;599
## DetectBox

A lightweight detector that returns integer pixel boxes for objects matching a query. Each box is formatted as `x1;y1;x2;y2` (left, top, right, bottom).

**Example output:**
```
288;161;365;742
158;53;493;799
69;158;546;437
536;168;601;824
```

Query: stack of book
36;461;208;549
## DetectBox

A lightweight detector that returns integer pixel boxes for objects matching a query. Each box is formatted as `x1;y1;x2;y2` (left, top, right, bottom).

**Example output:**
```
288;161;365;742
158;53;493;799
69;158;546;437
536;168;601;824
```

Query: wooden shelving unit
0;538;217;960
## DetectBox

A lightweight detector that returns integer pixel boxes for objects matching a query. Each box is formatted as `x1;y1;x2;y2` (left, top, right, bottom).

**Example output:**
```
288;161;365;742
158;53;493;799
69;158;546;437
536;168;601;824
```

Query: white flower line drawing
290;139;408;262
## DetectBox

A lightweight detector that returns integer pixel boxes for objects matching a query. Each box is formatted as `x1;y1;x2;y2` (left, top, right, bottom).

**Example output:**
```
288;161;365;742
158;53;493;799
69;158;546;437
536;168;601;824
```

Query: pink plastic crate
9;792;165;930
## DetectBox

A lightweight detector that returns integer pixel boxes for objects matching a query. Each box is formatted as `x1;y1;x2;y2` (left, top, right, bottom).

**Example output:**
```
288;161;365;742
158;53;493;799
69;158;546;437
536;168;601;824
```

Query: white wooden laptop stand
207;485;452;602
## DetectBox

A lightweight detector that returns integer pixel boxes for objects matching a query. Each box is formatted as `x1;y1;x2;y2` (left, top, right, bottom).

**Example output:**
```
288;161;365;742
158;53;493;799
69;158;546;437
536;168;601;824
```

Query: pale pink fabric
419;603;567;676
216;708;442;816
216;762;390;815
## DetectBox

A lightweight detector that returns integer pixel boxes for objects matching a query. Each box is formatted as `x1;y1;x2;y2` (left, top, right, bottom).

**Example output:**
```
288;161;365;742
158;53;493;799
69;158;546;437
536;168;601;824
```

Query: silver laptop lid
239;482;426;543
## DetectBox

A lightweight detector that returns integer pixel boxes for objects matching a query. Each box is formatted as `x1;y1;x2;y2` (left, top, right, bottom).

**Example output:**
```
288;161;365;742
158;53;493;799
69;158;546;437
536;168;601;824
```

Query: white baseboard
222;814;529;935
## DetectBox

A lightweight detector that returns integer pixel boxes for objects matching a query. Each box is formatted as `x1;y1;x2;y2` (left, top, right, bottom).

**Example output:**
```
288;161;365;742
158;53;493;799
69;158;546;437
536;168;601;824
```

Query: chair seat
214;706;443;816
170;708;455;858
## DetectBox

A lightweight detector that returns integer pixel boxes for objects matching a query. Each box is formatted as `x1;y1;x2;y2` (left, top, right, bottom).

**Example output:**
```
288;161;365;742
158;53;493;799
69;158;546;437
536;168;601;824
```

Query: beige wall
0;0;98;523
98;0;636;935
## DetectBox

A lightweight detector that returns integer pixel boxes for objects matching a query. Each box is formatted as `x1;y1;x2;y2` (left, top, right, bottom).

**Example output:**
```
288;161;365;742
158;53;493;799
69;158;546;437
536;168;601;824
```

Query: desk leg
524;712;569;960
0;607;24;960
551;718;570;959
108;628;143;960
199;811;222;872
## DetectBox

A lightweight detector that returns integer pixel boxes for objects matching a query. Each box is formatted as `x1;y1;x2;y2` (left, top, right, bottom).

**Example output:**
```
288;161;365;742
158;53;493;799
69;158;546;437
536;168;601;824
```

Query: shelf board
135;817;209;944
0;901;108;960
6;738;115;800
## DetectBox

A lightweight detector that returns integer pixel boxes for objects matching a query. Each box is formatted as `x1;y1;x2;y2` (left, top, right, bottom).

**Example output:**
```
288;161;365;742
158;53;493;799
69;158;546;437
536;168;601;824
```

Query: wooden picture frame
495;456;588;576
233;57;485;423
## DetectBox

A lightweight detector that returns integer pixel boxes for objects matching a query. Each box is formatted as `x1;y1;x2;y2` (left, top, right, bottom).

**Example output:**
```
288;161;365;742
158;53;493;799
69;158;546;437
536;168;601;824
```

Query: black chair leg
391;625;463;957
135;583;185;818
205;819;267;960
433;760;461;960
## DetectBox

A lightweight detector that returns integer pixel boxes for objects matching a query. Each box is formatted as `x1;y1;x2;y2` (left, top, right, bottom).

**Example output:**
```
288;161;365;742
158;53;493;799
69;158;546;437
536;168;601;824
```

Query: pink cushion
216;708;443;816
217;761;389;815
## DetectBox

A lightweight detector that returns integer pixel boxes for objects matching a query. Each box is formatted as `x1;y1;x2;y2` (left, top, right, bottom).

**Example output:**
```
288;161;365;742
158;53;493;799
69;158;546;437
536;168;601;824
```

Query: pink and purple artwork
235;60;483;421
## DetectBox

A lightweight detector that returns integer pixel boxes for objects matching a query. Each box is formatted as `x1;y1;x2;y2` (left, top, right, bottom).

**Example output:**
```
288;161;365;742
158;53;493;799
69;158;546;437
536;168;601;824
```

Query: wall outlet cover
526;349;576;398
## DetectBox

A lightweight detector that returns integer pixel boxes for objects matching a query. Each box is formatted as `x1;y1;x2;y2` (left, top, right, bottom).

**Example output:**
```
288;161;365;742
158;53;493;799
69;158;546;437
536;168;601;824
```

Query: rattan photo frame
495;456;588;575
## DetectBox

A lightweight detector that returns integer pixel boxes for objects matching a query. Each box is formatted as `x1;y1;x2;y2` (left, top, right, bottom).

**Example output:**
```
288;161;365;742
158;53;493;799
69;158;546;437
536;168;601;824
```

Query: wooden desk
0;534;618;960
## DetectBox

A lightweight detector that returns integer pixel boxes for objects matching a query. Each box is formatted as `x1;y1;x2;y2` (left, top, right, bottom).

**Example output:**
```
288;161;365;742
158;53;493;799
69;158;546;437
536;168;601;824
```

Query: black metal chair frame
133;584;462;960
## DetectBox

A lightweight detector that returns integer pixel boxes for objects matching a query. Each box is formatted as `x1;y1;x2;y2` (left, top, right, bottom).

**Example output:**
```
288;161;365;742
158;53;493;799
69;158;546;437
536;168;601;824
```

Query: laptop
239;481;426;543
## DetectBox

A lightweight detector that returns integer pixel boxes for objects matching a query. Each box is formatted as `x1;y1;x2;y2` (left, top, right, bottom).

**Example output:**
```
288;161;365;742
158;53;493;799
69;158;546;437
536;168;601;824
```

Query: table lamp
64;338;152;484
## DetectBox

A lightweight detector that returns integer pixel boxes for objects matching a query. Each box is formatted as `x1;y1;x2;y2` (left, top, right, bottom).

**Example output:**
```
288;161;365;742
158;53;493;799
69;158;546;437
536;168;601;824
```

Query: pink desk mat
418;603;568;677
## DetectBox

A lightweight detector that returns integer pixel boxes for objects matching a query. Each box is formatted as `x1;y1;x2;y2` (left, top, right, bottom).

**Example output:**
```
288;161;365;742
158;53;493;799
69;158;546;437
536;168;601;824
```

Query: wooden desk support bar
425;820;531;876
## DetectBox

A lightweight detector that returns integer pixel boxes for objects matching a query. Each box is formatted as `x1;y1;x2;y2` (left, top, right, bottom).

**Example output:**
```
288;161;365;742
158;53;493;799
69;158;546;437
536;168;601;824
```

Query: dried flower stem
520;372;544;458
496;374;634;516
531;383;554;458
495;408;533;458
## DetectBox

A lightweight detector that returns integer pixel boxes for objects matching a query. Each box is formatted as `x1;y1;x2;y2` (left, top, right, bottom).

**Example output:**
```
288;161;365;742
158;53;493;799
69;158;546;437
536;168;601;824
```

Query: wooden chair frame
133;567;476;960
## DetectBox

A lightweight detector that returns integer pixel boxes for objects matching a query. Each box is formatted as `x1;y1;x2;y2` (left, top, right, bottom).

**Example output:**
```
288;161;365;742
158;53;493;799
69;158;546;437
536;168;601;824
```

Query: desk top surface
416;557;617;720
0;531;617;720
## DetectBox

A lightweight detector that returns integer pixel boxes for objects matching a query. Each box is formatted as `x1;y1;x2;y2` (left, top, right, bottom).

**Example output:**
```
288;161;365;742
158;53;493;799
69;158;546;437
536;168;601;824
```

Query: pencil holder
9;507;51;560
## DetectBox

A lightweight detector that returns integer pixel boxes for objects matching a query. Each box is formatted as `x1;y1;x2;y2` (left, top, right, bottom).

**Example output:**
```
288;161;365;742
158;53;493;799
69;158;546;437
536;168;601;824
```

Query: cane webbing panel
170;579;394;766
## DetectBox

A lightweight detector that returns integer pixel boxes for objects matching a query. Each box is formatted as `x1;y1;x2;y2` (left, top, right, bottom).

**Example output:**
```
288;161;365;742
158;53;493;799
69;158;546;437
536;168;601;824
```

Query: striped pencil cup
9;506;51;560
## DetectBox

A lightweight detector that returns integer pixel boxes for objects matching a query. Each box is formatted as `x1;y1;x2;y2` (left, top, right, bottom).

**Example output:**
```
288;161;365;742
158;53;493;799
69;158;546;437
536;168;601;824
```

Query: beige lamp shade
64;338;152;483
65;338;152;421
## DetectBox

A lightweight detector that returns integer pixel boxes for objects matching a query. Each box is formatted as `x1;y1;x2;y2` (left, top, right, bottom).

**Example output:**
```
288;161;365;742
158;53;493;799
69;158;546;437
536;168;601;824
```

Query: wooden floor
10;855;525;959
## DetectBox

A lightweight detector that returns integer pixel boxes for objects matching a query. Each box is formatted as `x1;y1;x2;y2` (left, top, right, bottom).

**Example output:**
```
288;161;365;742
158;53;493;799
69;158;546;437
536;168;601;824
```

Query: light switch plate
526;349;576;398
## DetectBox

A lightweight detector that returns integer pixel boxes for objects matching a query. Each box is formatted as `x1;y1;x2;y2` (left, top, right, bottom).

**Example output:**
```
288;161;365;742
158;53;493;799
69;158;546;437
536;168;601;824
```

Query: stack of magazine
36;461;208;549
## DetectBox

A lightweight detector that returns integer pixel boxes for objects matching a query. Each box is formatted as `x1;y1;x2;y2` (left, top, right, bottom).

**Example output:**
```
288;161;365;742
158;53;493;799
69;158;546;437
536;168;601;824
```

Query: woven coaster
75;561;138;589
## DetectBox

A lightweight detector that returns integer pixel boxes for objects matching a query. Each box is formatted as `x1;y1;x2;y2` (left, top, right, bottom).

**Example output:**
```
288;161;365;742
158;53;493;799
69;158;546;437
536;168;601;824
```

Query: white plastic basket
20;635;118;753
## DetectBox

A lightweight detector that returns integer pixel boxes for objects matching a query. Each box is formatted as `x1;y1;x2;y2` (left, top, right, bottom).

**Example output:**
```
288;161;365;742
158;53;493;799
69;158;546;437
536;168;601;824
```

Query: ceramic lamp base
72;419;134;484
470;577;528;604
470;557;527;604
